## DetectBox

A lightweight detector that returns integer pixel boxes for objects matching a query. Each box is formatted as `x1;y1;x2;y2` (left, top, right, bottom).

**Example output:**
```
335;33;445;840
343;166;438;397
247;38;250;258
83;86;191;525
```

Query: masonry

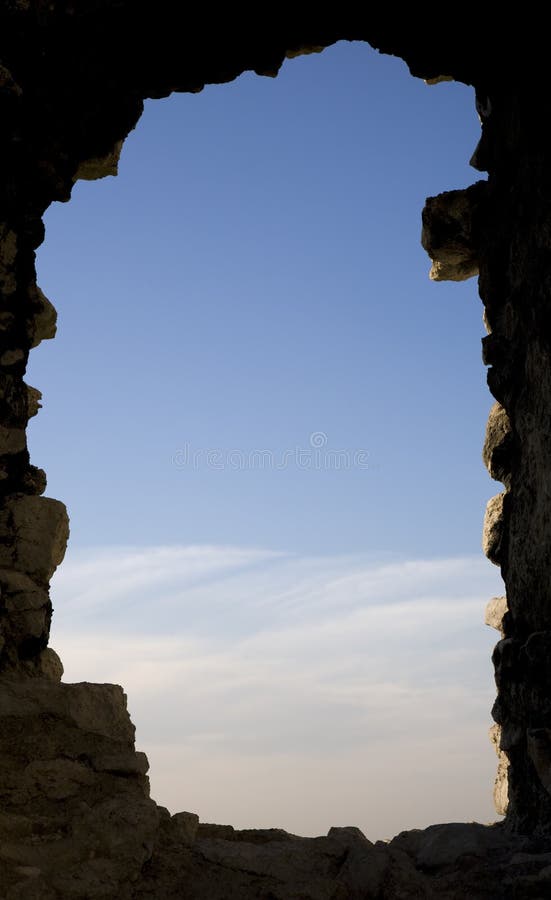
1;7;551;898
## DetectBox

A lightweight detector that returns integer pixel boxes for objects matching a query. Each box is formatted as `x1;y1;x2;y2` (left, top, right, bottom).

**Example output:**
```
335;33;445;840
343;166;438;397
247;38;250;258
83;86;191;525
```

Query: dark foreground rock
0;673;159;899
0;673;550;900
134;820;551;900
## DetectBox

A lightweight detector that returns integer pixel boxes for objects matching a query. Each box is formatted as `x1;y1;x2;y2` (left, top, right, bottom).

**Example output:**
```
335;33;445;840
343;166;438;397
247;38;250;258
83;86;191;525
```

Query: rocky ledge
0;672;549;899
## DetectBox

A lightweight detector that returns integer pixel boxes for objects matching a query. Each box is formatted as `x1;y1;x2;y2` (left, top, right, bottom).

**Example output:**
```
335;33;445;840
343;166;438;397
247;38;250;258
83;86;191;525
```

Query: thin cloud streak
51;545;504;839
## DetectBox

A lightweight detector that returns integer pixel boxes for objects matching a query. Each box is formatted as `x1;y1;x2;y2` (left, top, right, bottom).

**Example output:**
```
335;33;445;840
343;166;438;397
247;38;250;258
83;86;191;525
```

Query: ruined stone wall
2;5;551;896
422;77;551;836
477;84;551;835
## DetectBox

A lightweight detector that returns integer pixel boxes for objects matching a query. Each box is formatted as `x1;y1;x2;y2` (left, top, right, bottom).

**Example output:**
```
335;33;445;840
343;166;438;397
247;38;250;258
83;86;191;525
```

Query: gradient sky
27;41;504;839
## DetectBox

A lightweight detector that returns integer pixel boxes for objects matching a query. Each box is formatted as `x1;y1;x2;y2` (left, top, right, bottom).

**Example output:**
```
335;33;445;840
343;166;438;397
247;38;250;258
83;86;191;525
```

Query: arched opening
28;41;502;838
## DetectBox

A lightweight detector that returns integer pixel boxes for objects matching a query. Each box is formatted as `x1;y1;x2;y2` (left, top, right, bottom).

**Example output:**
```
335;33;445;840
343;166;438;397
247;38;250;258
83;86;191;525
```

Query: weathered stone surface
91;750;150;777
34;647;64;682
424;74;454;85
485;595;508;634
0;349;25;367
482;492;506;565
197;822;236;841
0;567;49;608
20;465;47;496
0;677;158;899
0;495;69;586
490;724;509;816
483;402;514;486
172;811;199;846
25;386;42;419
0;426;25;455
0;568;51;665
0;224;17;296
391;822;510;869
528;729;551;797
421;182;486;281
28;286;57;348
136;822;434;899
0;378;38;428
75;140;124;181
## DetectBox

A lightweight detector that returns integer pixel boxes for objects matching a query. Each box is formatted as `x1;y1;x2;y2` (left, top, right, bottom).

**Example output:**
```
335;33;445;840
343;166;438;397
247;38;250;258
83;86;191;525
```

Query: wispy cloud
50;545;504;839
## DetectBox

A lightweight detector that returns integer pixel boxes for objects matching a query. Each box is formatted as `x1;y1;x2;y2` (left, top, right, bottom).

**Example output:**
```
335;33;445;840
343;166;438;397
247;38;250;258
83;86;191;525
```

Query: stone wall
2;5;551;896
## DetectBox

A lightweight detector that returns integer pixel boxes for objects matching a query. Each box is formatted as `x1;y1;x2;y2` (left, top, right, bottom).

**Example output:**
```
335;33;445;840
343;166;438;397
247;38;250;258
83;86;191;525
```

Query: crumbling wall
423;80;551;835
2;5;551;896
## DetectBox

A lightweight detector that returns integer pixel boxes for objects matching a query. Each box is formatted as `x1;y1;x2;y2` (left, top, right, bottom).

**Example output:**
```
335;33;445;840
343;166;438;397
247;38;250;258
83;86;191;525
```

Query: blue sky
28;41;504;837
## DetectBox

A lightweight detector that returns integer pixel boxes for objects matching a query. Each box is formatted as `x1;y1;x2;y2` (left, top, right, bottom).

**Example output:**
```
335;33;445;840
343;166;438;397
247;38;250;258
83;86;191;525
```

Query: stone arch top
0;8;498;217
